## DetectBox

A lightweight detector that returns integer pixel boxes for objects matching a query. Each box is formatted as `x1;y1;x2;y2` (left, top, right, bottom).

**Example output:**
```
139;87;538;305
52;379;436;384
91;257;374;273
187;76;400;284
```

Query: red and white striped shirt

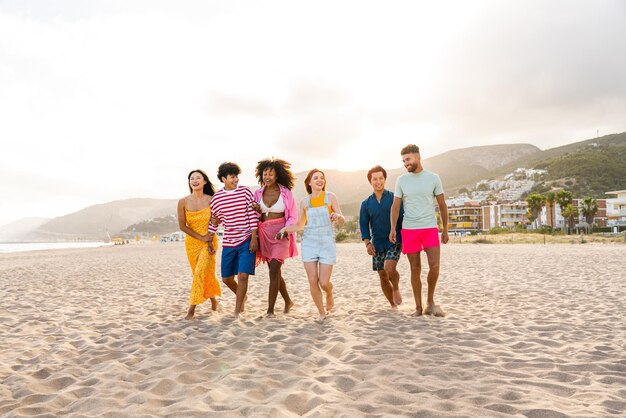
208;186;259;247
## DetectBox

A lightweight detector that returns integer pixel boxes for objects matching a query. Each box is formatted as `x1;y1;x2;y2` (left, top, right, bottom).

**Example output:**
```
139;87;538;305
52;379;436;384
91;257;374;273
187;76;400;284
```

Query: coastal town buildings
605;190;626;228
448;202;482;234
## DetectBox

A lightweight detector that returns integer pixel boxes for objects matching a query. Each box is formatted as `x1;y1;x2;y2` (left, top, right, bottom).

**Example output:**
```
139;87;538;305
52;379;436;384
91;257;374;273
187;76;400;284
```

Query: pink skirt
257;217;295;264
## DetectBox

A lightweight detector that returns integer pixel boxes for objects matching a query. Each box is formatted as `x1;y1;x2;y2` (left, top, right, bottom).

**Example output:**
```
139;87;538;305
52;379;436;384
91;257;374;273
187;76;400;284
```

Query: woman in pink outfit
253;158;298;317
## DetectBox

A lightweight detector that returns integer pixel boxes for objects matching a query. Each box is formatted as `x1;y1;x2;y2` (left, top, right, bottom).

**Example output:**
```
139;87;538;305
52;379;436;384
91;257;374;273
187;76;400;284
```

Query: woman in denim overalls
279;169;345;321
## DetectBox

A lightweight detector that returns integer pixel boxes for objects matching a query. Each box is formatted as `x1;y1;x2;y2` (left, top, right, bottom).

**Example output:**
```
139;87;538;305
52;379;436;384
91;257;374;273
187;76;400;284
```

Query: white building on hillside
606;190;626;227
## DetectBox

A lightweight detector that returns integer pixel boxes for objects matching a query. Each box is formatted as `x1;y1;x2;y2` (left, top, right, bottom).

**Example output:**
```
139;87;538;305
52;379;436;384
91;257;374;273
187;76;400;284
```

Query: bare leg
407;252;423;315
210;298;218;311
223;276;246;313
377;270;396;308
185;305;196;320
423;246;445;317
384;259;402;306
267;260;281;316
318;263;334;313
223;276;237;294
234;273;249;318
278;274;294;313
304;261;326;320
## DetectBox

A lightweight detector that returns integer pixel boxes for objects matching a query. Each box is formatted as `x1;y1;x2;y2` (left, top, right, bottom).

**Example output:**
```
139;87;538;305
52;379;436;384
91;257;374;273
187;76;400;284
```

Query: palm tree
525;193;546;229
580;197;598;233
556;190;573;231
562;204;579;234
545;191;556;228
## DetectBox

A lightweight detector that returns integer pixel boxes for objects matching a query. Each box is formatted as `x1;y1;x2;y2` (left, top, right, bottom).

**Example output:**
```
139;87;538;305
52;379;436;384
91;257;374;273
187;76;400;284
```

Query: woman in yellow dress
177;169;221;320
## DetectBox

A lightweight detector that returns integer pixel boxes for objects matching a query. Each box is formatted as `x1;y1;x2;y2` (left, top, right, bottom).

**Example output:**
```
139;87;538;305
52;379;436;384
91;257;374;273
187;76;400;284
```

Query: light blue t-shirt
394;169;444;229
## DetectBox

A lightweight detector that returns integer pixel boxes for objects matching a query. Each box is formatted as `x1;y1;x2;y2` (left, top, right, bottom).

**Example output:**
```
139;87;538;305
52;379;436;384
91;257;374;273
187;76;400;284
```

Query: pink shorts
401;228;440;254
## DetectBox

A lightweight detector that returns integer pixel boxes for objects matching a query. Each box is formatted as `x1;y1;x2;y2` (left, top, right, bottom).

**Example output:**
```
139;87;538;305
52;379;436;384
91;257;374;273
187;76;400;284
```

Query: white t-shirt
394;170;444;229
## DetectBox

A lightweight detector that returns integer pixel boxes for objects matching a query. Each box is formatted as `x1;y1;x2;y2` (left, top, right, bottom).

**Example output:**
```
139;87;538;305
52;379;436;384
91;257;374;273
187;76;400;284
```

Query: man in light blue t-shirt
390;144;448;317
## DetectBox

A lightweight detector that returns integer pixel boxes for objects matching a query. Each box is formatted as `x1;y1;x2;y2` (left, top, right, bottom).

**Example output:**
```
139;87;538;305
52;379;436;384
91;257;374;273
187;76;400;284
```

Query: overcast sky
1;0;625;226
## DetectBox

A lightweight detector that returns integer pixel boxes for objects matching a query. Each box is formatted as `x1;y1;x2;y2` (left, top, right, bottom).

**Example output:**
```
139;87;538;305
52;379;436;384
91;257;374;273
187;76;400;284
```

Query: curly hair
255;158;296;190
187;169;215;196
304;168;326;195
217;162;241;183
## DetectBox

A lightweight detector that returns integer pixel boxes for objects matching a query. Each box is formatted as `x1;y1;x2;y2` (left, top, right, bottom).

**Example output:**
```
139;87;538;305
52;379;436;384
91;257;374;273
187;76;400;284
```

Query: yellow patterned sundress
185;206;221;304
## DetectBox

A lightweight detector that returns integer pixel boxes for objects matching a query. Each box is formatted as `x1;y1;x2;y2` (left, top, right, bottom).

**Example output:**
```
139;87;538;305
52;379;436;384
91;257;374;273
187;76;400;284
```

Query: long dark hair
255;158;296;190
187;169;215;196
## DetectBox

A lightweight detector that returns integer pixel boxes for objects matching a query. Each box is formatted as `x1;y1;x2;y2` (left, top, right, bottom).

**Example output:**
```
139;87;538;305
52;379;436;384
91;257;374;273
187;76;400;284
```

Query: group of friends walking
177;144;449;322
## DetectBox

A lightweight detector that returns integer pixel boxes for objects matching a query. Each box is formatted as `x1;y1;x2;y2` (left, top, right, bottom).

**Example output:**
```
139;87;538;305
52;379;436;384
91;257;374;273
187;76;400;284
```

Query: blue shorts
221;238;256;278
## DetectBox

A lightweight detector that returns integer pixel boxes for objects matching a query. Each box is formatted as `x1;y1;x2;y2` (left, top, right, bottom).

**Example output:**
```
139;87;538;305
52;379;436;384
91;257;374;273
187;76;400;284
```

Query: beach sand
1;242;625;417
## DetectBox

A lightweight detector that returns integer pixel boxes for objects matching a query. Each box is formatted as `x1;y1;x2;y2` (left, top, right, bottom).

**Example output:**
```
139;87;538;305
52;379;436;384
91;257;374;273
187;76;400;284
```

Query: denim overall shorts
301;193;337;264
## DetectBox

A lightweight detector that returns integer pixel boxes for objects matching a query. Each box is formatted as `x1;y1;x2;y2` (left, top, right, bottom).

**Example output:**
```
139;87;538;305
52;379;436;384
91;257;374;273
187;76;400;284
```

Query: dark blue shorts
221;238;256;278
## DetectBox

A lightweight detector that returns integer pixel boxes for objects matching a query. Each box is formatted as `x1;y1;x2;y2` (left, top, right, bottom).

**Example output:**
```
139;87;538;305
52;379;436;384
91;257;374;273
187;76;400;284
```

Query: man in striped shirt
208;162;259;318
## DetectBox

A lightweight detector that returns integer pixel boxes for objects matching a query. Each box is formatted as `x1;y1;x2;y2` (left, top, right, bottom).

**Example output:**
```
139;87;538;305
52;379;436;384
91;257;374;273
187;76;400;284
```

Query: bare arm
389;196;402;243
177;199;208;241
328;192;345;225
281;199;308;234
436;193;449;244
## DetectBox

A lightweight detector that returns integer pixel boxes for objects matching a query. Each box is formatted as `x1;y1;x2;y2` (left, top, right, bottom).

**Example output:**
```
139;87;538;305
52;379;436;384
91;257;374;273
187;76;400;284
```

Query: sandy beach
1;242;625;417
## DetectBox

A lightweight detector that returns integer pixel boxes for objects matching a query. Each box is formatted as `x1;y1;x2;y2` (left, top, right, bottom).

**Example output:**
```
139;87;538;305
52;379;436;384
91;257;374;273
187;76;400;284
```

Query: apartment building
606;190;626;227
542;198;608;228
448;202;482;233
482;201;528;230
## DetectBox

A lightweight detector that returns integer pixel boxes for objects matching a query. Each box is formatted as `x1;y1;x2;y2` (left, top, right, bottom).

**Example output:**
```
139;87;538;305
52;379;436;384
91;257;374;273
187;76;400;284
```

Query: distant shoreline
0;241;111;254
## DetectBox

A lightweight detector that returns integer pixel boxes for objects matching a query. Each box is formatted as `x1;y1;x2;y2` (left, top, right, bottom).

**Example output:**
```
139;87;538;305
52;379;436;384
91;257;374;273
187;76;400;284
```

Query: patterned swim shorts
372;242;402;271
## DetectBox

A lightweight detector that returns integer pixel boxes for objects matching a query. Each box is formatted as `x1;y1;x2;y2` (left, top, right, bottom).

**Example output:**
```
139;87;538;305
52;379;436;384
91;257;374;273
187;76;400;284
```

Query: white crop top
259;194;285;214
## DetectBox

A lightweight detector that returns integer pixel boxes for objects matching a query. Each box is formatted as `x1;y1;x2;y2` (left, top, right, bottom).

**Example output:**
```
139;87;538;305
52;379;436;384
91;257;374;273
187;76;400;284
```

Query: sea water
0;242;111;254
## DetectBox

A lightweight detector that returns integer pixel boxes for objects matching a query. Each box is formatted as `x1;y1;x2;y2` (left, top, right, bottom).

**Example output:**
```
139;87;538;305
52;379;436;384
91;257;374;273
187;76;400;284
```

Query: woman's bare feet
325;292;334;314
315;314;327;323
284;300;294;313
185;305;196;320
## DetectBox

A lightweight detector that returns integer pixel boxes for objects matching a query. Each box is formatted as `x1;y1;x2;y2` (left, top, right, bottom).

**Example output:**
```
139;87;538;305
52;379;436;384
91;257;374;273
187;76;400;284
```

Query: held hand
208;241;215;254
441;231;449;244
210;215;220;226
330;213;343;223
275;229;287;240
389;230;397;244
251;202;261;214
249;237;259;253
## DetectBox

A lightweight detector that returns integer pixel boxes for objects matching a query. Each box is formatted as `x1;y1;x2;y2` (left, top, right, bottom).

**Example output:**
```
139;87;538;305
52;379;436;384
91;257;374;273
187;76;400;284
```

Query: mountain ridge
3;133;624;241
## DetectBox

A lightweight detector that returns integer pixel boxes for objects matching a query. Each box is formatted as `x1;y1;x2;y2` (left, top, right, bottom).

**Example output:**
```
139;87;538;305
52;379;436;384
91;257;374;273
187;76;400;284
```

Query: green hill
530;135;626;198
451;133;626;194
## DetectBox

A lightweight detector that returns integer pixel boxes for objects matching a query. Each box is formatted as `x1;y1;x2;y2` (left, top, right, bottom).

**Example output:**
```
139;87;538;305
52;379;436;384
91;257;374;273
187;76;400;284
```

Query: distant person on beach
359;165;404;310
252;158;297;317
207;162;259;319
390;144;449;317
177;169;221;320
279;169;345;322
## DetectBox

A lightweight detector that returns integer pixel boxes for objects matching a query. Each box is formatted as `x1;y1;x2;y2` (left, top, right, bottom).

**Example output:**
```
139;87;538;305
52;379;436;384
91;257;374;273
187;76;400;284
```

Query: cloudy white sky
1;0;626;226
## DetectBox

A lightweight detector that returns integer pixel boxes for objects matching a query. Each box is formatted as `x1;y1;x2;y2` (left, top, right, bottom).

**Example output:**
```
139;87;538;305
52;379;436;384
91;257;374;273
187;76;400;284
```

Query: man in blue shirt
359;165;404;309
